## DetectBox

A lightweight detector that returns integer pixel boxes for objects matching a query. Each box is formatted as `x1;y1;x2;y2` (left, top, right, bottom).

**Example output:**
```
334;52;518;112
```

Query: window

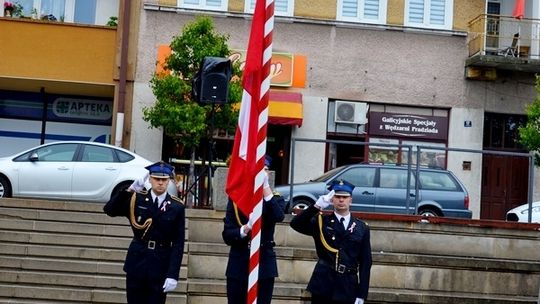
2;0;118;26
337;0;387;24
419;171;459;191
36;144;78;162
380;168;414;189
180;0;228;11
338;167;376;187
404;0;453;30
81;145;114;162
244;0;293;17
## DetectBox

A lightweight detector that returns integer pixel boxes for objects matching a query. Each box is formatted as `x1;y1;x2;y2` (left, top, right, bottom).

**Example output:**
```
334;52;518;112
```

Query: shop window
483;113;526;150
368;137;447;168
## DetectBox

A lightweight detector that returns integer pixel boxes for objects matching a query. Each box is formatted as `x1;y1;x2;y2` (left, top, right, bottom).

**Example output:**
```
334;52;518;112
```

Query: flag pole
248;1;274;302
224;0;274;303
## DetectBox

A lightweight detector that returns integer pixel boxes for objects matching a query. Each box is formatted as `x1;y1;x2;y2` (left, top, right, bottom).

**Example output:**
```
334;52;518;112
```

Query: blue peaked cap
264;155;272;167
327;179;354;196
145;161;174;178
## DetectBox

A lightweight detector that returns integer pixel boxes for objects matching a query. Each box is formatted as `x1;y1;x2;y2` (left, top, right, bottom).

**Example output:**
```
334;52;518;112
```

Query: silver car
275;163;472;218
0;141;177;202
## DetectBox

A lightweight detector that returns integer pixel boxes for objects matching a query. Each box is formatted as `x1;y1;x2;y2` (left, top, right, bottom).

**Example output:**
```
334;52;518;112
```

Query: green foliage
106;16;118;27
143;16;242;150
518;74;540;165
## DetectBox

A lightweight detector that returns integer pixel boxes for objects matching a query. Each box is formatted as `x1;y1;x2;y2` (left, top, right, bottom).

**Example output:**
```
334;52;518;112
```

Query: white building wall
130;82;164;161
447;107;484;219
290;96;328;183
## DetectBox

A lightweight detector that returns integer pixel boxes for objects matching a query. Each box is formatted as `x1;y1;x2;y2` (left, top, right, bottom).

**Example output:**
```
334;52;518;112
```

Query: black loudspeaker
192;57;232;104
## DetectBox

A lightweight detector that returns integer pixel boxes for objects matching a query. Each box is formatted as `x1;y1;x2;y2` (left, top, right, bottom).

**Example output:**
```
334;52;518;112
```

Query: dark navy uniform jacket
222;195;286;280
104;190;185;281
290;205;372;302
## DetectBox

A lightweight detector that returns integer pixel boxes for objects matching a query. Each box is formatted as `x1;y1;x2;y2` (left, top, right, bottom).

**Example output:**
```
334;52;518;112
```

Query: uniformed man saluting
290;179;372;304
104;161;185;304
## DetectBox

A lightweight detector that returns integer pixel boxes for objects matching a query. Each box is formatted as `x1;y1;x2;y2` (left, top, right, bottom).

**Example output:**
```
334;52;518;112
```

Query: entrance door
481;155;528;220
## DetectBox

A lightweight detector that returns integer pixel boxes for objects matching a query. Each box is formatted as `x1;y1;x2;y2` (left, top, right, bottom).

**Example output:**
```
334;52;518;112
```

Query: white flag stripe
260;76;270;98
258;107;268;131
248;263;260;289
265;16;274;37
238;90;252;160
263;44;273;65
257;142;267;167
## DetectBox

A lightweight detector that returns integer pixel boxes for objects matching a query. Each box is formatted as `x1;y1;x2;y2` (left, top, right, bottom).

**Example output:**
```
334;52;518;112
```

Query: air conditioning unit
334;101;369;124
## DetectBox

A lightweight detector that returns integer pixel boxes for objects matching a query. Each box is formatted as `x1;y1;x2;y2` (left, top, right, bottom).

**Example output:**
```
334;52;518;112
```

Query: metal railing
289;137;536;223
468;14;540;58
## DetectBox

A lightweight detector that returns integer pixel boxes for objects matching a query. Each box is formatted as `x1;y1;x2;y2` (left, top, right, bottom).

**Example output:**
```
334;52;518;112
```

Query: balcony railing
467;14;540;73
468;14;540;58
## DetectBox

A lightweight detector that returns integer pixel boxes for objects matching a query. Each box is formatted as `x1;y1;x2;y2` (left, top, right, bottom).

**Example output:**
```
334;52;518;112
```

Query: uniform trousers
226;277;275;304
311;293;354;304
126;273;167;304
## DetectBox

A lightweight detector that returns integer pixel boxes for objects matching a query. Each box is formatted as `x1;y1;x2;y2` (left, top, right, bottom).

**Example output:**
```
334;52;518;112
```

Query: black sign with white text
369;112;448;140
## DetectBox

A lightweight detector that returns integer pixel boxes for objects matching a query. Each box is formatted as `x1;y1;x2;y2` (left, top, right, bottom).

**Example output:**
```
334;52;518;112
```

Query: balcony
0;17;116;97
466;14;540;79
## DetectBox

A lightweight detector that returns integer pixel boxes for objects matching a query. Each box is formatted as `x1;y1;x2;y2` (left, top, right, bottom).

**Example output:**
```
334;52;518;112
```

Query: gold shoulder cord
129;192;152;238
317;213;340;269
233;203;244;226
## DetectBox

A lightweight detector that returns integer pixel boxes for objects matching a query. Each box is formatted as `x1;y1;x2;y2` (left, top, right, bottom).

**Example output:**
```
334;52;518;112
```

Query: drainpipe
115;0;131;147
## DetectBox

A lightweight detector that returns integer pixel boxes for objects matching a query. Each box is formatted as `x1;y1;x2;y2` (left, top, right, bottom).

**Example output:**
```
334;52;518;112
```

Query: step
187;242;540;297
186;278;539;304
0;283;186;304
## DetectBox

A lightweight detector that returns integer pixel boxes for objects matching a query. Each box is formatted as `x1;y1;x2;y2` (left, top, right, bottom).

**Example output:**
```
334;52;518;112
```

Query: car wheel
291;199;313;214
0;176;12;198
110;181;133;200
418;207;441;217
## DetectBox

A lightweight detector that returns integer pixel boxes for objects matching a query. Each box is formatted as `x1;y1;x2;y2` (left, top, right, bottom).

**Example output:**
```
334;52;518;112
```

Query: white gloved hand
263;169;270;189
162;278;178;293
354;298;364;304
315;190;335;209
128;172;149;192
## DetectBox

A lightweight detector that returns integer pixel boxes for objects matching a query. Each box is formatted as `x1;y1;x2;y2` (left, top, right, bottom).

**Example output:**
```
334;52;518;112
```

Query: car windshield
312;166;346;182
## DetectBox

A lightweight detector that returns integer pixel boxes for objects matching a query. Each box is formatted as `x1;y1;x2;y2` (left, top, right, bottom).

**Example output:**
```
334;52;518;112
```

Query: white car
0;141;177;203
506;201;540;223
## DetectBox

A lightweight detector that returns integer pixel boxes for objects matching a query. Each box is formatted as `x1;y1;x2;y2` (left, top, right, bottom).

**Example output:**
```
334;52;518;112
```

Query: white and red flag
512;0;525;20
225;0;274;303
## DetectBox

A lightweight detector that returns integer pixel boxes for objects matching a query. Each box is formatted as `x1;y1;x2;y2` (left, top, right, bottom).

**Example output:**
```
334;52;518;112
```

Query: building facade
129;0;540;220
3;0;540;221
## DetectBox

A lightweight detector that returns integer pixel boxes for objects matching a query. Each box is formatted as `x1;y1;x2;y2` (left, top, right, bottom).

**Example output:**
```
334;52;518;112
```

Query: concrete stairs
1;198;539;303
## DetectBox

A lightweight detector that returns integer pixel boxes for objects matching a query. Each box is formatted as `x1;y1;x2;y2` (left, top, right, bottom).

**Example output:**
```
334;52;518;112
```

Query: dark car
275;163;472;218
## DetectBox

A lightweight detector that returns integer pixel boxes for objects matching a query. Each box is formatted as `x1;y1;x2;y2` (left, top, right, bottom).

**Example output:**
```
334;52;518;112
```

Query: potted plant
3;1;14;17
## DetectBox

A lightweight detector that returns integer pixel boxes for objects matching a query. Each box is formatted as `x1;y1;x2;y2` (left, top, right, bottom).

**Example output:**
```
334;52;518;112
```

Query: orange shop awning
268;91;303;126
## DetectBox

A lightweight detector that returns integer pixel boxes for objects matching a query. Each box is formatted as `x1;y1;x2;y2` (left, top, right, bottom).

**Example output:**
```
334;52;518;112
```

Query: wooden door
481;155;528;220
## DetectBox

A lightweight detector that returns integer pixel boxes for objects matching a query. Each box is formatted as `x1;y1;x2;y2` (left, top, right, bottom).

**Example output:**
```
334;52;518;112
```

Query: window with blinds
245;0;293;16
179;0;227;11
337;0;387;24
405;0;452;30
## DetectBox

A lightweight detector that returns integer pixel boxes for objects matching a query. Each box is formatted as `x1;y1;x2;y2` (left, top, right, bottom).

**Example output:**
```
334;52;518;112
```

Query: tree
519;75;540;165
143;16;242;205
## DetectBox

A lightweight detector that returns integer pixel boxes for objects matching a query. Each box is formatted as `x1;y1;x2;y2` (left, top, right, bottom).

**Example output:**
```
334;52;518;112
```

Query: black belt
318;259;358;274
247;241;276;249
134;239;172;250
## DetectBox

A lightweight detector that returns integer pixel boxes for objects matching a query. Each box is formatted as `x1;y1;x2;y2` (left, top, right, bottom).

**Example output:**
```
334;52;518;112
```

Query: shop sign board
369;112;448;140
